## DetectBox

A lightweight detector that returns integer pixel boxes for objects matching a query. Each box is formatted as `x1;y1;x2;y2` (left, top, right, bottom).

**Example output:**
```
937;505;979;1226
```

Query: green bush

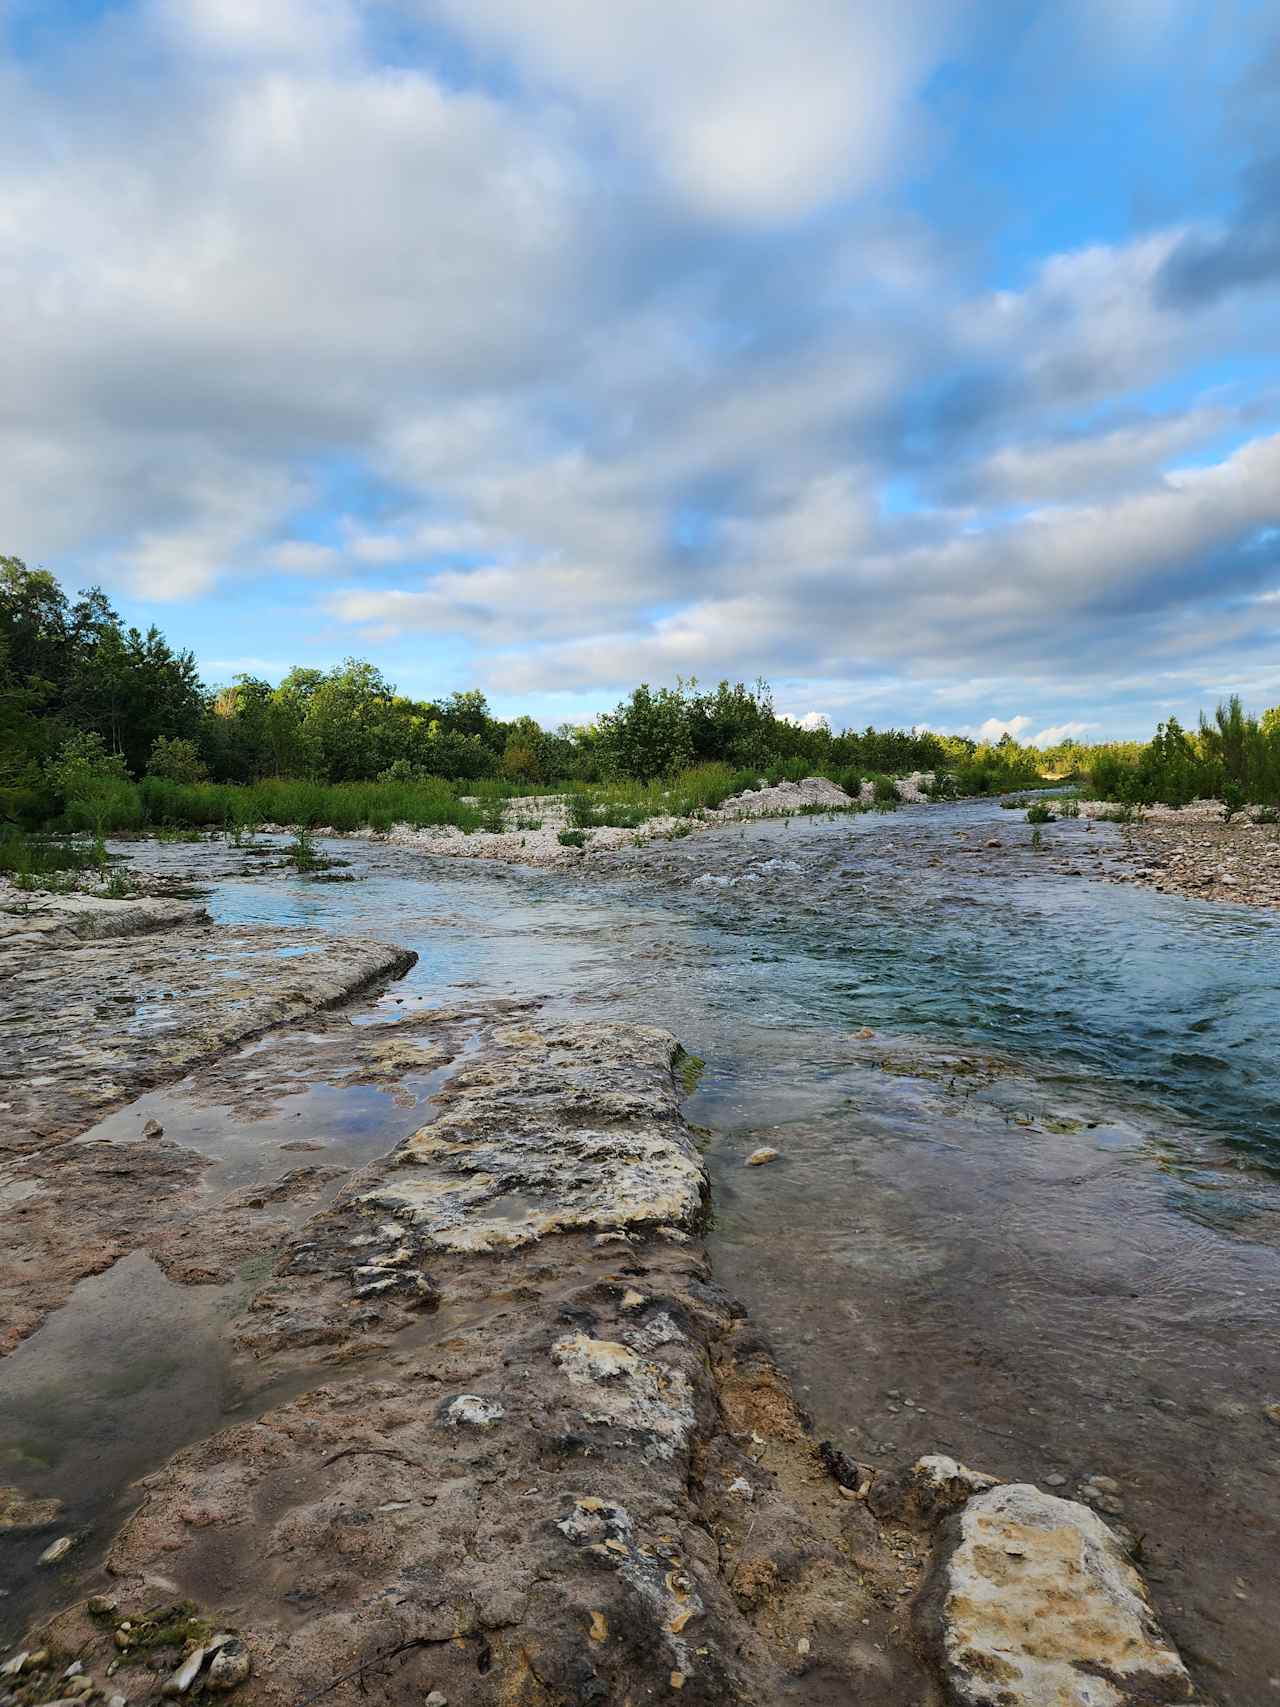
145;736;208;783
557;829;588;848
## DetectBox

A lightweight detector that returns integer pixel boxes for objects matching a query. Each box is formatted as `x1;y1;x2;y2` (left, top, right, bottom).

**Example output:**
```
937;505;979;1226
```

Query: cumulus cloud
421;0;956;222
1030;721;1096;746
1;0;1278;736
974;715;1032;742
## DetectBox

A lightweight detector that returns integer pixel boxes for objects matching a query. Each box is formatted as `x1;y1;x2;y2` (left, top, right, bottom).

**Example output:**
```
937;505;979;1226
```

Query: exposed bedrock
26;1023;925;1706
0;899;417;1153
9;1024;1200;1707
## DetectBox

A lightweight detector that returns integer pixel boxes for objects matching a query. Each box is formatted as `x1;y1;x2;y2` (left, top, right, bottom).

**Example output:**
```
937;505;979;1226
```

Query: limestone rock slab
927;1482;1195;1706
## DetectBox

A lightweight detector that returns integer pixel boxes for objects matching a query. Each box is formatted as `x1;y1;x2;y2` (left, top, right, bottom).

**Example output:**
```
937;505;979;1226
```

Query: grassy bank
17;751;1056;838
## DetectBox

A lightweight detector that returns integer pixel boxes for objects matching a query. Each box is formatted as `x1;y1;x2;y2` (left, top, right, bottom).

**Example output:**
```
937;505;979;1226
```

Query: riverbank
359;774;872;867
1078;800;1280;909
2;985;1198;1705
5;809;1272;1701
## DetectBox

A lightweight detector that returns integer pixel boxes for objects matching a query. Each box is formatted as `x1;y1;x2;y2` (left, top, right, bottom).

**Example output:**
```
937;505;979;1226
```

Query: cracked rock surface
28;1021;926;1707
0;904;415;1152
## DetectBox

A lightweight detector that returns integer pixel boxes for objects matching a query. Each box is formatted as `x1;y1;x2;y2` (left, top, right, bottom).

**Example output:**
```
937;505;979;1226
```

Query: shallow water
6;805;1280;1699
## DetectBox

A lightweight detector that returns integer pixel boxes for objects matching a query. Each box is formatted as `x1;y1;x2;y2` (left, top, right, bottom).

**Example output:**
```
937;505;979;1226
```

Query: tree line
1;555;1043;812
6;553;1277;824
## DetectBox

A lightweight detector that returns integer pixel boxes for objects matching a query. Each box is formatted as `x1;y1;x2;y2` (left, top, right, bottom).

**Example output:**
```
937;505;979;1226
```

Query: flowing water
4;803;1279;1701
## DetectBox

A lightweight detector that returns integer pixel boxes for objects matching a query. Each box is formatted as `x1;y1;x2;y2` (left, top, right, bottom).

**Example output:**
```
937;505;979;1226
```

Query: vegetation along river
4;798;1279;1702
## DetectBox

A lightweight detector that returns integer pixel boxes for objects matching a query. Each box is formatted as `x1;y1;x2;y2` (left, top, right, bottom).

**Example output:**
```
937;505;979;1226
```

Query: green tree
146;735;209;783
597;684;694;781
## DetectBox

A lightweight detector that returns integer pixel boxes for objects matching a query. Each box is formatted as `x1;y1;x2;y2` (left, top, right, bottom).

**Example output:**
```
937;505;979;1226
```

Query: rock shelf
0;898;416;1153
4;1012;1200;1706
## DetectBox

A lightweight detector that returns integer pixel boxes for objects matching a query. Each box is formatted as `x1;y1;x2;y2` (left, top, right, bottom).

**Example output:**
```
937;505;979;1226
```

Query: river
3;799;1278;1701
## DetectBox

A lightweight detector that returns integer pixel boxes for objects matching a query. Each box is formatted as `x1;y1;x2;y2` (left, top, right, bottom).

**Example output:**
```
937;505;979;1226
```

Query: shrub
43;731;130;798
558;829;588;848
1026;802;1054;824
145;736;209;784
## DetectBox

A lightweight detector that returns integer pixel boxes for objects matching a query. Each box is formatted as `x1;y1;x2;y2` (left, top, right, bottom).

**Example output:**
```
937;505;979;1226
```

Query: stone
38;1535;74;1565
206;1640;250;1691
1263;1401;1280;1426
425;1695;448;1707
161;1648;206;1695
924;1482;1195;1706
745;1147;779;1166
0;1486;62;1531
141;1118;164;1138
440;1394;505;1428
869;1454;998;1523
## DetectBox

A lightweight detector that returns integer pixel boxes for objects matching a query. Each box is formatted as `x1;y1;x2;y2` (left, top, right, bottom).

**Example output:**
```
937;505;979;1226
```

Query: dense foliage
1086;698;1280;812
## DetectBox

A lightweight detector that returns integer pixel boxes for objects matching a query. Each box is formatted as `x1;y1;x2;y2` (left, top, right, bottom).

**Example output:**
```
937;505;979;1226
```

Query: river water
4;801;1279;1701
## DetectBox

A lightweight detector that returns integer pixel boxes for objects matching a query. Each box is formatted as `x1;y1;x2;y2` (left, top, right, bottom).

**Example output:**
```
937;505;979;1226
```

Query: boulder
922;1482;1195;1706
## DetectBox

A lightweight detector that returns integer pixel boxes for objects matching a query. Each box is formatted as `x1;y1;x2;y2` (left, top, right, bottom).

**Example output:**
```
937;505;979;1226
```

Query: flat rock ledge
18;1021;927;1707
6;1030;1200;1707
0;906;417;1153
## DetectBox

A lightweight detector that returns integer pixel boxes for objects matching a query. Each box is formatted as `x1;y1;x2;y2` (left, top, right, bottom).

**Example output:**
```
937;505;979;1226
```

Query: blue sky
2;0;1278;741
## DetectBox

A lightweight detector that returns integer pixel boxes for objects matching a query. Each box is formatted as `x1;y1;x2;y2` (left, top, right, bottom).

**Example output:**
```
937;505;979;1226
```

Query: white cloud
268;540;341;574
1031;721;1097;746
974;715;1032;742
971;408;1230;504
423;0;956;222
2;0;1278;739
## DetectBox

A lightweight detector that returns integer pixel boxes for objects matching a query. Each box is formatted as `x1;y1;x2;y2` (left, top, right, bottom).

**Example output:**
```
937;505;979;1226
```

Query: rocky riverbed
0;874;1212;1706
2;995;1200;1707
1078;802;1280;910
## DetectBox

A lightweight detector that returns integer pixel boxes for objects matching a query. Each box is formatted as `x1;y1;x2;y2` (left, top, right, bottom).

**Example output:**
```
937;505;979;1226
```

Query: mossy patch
100;1600;215;1653
673;1048;706;1097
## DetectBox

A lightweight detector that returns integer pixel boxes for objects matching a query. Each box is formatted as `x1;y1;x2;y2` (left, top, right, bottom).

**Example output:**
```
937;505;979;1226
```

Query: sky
2;0;1279;742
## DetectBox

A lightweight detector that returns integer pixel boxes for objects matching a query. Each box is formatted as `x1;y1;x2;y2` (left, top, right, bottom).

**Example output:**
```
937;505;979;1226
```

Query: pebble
745;1147;780;1166
426;1694;448;1706
141;1118;164;1137
161;1648;206;1695
1045;1473;1067;1487
38;1536;73;1565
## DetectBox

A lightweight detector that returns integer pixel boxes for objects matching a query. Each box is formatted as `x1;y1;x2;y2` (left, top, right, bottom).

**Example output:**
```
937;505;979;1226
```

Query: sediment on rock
0;906;422;1356
21;1021;927;1707
0;910;417;1153
6;1022;1203;1707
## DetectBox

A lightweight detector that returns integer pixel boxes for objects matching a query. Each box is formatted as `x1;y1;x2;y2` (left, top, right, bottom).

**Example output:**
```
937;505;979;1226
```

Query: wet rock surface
17;1020;935;1707
0;907;415;1152
924;1482;1196;1706
2;823;1245;1705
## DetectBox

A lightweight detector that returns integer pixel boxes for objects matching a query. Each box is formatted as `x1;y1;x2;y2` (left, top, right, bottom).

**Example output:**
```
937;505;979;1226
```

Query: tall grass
53;777;489;834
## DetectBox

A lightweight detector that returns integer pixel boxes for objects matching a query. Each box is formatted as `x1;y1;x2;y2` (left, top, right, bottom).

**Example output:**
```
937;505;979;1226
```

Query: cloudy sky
3;0;1279;739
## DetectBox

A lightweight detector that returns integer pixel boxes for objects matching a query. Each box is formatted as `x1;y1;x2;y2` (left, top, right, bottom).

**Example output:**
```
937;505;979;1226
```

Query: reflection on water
8;805;1274;1700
